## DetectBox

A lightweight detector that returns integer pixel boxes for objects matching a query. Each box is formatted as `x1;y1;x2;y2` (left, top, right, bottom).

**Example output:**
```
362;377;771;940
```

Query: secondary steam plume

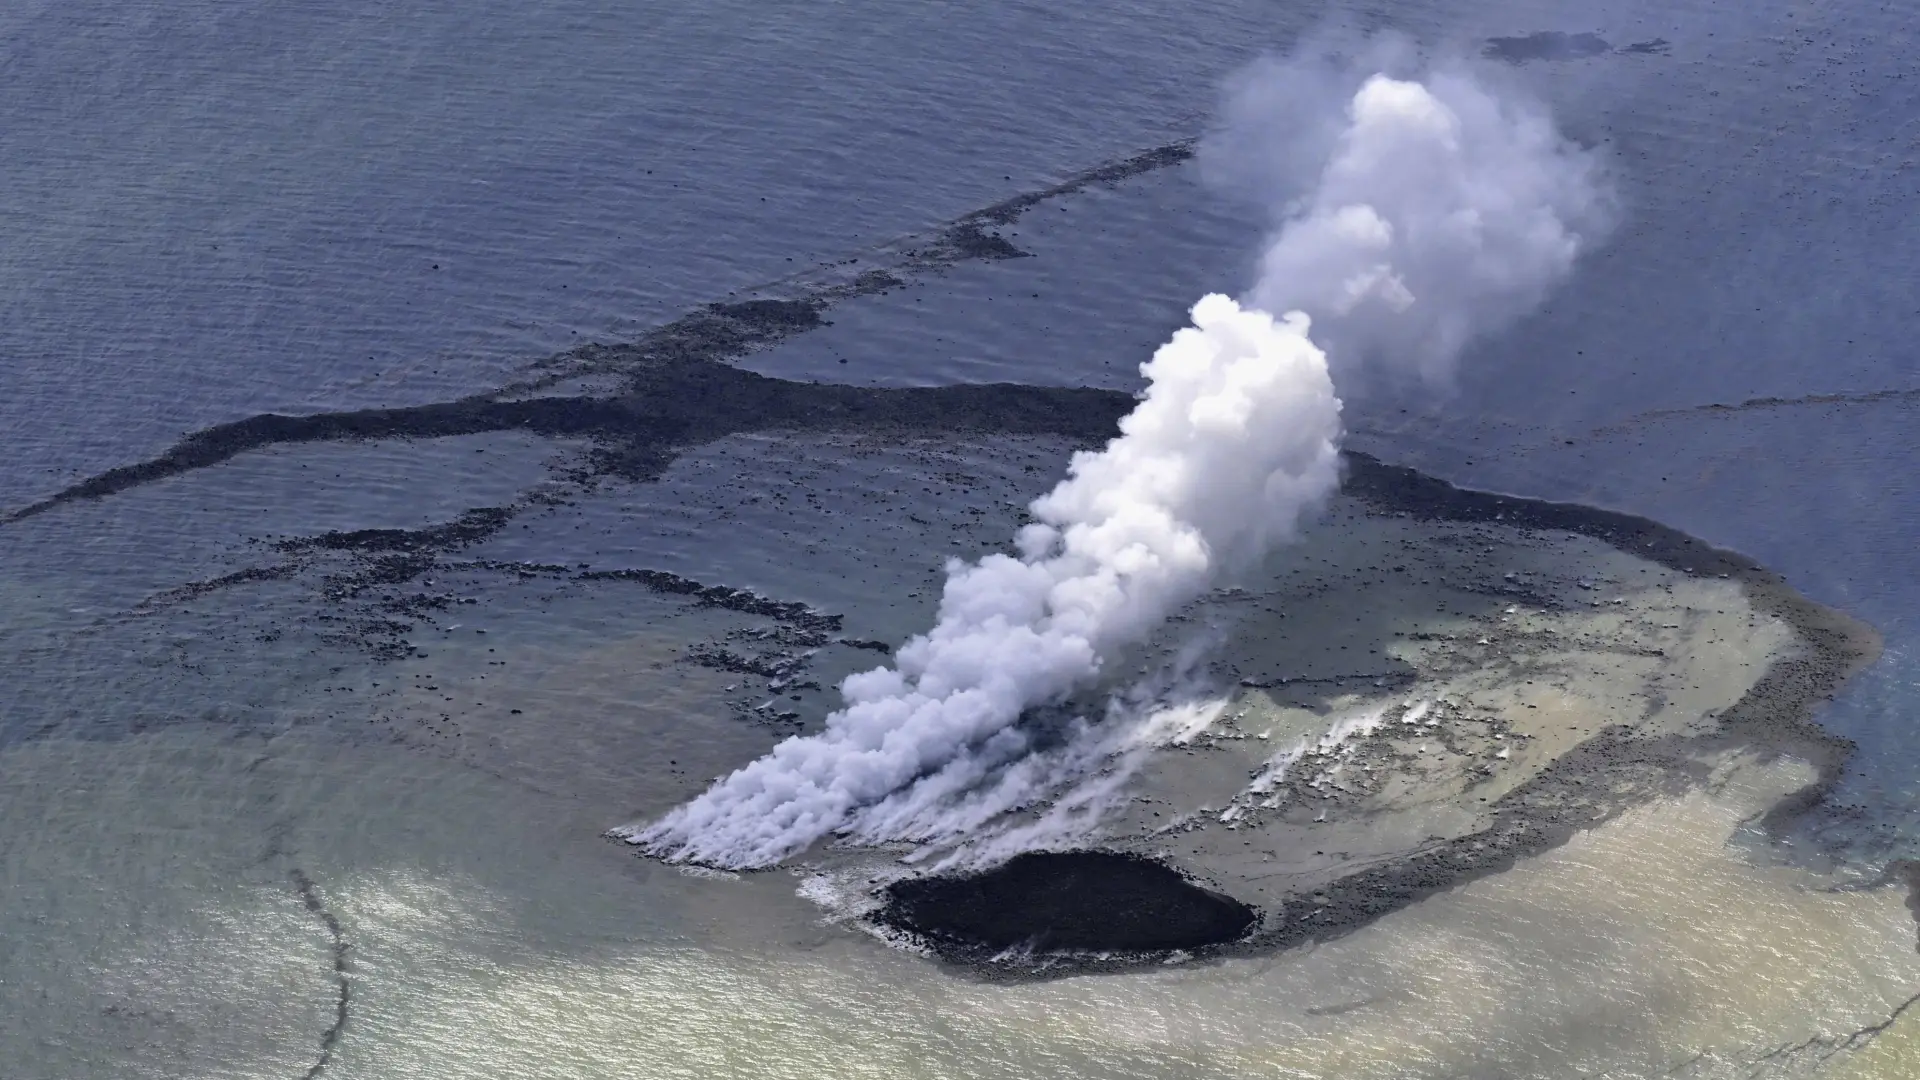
618;52;1611;869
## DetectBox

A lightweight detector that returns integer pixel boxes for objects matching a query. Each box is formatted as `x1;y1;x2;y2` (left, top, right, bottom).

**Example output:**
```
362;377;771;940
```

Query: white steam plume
625;296;1342;867
618;53;1611;869
847;636;1231;869
1211;52;1614;384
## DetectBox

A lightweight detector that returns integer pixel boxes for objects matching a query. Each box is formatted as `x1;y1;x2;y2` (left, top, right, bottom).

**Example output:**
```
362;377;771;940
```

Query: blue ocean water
0;0;1304;507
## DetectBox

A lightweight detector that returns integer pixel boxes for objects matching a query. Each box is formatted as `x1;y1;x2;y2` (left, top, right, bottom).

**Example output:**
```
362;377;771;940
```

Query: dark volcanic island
882;851;1257;957
847;451;1877;976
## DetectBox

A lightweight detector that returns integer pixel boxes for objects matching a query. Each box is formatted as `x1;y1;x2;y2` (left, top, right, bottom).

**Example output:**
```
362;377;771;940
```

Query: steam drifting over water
1227;60;1613;385
618;51;1612;869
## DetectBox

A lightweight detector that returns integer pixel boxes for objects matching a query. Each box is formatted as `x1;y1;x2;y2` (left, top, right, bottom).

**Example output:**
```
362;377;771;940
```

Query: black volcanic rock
879;851;1255;956
1482;31;1611;64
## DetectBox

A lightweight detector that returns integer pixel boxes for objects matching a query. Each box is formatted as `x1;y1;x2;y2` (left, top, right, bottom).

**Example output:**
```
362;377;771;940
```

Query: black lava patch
878;851;1255;957
1483;31;1612;63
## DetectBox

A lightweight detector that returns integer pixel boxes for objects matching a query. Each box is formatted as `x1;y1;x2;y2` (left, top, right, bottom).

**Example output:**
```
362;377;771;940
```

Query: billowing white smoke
618;56;1610;869
1212;55;1614;384
845;635;1231;867
625;297;1342;867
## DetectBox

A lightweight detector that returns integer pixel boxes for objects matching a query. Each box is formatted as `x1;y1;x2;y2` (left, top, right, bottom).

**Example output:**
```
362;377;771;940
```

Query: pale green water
4;718;1914;1078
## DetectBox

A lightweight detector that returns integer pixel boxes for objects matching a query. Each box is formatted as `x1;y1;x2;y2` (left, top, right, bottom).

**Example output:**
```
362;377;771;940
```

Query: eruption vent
617;57;1611;869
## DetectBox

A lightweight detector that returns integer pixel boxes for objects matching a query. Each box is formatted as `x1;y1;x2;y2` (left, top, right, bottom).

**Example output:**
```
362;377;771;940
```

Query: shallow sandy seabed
1;733;1914;1079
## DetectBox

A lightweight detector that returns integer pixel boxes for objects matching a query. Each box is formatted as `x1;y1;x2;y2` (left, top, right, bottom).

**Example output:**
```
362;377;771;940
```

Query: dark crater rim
874;849;1256;961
